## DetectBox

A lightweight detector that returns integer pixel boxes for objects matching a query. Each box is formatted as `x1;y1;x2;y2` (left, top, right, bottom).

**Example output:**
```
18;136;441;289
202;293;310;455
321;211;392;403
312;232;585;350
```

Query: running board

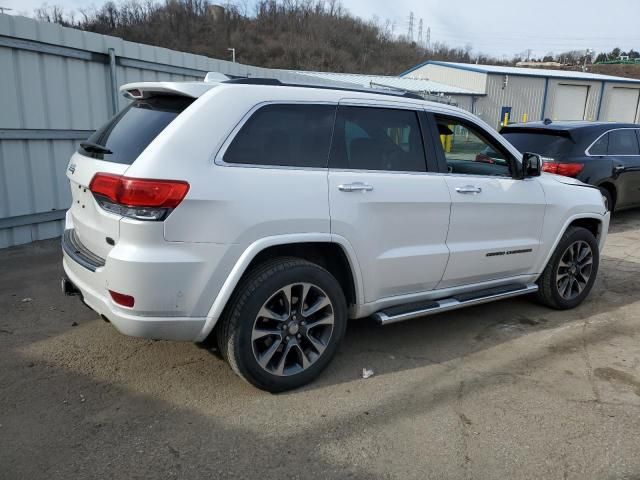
372;283;539;325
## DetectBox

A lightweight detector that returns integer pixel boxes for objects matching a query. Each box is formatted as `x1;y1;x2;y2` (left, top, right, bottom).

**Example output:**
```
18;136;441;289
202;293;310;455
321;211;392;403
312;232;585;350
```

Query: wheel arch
196;234;364;342
597;181;617;211
537;213;607;276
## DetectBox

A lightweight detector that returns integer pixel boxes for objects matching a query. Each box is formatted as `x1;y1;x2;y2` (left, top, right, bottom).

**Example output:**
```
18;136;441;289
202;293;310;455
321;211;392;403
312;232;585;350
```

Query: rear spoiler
500;126;575;141
119;72;235;100
119;81;217;100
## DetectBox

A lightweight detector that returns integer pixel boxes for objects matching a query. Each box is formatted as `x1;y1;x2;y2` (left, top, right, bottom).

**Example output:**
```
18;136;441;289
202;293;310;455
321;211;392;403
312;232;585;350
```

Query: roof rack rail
222;77;424;100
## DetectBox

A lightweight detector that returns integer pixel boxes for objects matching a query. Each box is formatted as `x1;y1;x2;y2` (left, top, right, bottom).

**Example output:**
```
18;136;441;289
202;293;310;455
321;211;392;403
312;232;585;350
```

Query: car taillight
542;162;584;178
89;173;189;221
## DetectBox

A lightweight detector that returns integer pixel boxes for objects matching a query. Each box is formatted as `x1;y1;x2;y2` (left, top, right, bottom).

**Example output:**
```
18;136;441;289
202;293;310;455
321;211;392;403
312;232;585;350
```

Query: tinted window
502;131;574;158
608;129;640;155
330;106;426;172
80;95;194;164
224;104;335;168
437;118;511;177
588;133;608;156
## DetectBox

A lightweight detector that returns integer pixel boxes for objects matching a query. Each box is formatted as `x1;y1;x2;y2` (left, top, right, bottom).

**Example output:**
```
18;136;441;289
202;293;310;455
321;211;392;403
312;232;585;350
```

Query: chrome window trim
585;127;640;157
328;167;440;176
213;100;338;170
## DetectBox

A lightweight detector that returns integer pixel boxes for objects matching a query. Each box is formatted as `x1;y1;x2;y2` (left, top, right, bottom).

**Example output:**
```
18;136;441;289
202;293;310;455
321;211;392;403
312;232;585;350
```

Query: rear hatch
67;94;195;260
500;127;575;160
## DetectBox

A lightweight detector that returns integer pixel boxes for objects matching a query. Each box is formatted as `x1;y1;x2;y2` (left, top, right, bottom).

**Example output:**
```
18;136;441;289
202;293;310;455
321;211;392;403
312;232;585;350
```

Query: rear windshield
79;95;194;164
502;131;574;158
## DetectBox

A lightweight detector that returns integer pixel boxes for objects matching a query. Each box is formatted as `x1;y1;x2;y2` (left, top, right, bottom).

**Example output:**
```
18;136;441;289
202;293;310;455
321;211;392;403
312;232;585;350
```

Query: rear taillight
542;162;584;178
89;173;189;221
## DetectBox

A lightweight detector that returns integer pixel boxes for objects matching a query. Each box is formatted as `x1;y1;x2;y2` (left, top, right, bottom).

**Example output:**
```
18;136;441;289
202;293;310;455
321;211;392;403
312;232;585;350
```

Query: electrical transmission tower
418;18;423;46
426;26;431;50
407;12;414;41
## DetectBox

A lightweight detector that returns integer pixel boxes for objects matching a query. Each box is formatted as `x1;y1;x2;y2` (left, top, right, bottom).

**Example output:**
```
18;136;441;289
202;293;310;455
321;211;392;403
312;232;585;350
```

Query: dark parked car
499;120;640;212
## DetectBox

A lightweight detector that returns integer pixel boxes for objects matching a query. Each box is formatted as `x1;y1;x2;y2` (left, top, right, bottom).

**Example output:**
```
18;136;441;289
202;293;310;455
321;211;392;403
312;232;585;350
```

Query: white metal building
402;61;640;128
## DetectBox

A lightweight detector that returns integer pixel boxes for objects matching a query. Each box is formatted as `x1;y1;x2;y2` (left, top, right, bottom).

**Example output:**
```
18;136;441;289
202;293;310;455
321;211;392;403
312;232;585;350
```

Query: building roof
284;70;481;95
402;61;640;84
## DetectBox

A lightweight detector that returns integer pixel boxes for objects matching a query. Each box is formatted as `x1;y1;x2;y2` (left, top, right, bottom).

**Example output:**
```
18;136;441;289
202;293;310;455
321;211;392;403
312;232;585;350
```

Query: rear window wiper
81;141;113;154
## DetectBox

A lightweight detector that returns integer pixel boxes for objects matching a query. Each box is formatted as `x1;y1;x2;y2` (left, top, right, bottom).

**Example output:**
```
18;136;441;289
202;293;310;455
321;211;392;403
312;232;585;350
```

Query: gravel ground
1;211;640;479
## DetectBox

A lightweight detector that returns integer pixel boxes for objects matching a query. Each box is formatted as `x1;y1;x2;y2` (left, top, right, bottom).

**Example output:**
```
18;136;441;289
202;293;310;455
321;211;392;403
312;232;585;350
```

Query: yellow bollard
445;125;453;152
522;113;528;123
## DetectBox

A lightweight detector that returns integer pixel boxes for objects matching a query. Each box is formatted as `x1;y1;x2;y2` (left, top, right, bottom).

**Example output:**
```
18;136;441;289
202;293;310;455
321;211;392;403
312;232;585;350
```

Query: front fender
535;211;609;275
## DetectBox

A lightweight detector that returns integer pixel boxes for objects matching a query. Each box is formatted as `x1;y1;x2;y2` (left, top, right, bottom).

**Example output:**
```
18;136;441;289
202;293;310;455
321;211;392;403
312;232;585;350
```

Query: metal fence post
108;48;118;116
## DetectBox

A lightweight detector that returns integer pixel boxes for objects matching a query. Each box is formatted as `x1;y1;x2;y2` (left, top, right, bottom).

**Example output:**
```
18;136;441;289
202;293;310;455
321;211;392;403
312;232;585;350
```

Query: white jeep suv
61;77;609;392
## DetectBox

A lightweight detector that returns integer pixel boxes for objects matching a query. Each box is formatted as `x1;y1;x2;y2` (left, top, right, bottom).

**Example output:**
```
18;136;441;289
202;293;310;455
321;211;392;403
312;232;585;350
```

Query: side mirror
522;152;542;178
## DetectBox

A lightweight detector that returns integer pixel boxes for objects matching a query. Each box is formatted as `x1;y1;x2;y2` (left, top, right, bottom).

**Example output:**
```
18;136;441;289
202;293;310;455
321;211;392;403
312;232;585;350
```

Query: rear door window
223;104;336;168
608;129;640;155
588;133;608;156
79;95;194;164
329;106;427;172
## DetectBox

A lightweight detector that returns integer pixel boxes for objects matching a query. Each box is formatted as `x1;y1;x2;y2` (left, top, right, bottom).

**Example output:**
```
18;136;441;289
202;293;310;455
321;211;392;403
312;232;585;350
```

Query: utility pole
227;47;236;63
407;12;414;42
0;6;13;14
582;48;592;72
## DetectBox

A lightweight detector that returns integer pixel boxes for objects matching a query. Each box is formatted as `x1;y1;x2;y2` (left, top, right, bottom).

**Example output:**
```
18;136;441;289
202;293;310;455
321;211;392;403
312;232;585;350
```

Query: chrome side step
372;283;538;325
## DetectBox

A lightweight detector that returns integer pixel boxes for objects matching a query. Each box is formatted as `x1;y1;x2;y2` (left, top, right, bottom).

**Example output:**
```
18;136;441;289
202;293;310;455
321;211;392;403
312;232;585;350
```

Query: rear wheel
216;257;347;392
536;226;599;309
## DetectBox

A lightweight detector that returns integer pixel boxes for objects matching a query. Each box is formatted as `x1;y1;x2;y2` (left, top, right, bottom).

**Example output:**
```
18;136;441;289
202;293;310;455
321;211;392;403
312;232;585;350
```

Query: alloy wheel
251;283;335;376
555;240;593;300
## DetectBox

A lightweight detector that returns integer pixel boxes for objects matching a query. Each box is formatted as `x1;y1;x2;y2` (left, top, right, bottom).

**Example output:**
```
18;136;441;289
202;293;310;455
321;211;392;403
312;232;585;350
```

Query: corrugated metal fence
0;14;347;249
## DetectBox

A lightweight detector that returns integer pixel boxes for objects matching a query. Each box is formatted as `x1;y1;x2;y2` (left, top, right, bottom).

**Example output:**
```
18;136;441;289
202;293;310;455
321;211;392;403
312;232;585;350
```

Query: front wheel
216;257;347;392
536;226;600;309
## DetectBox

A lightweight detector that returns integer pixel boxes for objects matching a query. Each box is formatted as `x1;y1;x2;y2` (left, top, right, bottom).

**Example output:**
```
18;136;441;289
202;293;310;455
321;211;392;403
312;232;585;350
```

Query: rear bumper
63;254;206;340
61;221;217;341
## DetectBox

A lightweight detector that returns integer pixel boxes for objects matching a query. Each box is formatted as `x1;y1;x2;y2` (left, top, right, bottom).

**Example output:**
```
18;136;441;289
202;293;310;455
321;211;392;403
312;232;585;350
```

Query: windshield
502;131;574;158
79;95;194;165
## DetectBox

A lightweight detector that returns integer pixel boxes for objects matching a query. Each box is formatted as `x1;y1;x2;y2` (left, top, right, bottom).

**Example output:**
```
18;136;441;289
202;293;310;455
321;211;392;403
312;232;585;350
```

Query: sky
2;0;640;58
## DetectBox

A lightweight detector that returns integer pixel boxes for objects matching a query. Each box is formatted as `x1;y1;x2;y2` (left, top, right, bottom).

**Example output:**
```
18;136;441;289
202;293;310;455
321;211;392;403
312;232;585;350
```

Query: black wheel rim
251;283;334;377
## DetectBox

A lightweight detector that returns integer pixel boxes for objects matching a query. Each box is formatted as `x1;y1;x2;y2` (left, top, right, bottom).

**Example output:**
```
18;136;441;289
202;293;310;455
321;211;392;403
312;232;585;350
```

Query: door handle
338;182;374;192
614;165;625;173
455;185;482;194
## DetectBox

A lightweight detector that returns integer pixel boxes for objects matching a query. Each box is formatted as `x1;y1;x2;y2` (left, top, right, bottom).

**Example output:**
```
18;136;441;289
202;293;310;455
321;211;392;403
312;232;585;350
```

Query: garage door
552;84;589;120
604;87;640;122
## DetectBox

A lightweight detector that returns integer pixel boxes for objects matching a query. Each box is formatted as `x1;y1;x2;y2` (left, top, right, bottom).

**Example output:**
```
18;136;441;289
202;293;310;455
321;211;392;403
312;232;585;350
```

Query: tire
216;257;347;392
599;187;613;213
536;226;599;310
